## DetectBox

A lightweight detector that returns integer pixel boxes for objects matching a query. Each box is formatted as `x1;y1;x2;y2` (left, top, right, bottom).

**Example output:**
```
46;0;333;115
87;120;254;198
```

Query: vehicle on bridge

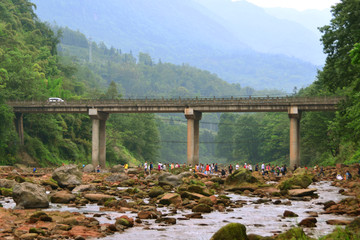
48;97;64;103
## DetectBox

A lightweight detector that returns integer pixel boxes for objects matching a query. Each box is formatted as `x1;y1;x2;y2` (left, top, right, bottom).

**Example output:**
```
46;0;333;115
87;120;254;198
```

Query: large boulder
52;164;82;188
211;223;248;240
158;171;192;187
12;182;49;209
278;173;313;191
83;164;95;173
110;165;125;173
224;169;260;191
105;174;128;182
158;173;182;187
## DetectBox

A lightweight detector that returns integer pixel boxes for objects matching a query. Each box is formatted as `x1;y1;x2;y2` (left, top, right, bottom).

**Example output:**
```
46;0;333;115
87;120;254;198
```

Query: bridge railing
7;96;346;106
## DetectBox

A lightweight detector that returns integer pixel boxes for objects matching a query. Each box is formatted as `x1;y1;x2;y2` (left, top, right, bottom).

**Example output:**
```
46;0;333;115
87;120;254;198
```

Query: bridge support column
15;113;24;146
89;109;109;169
185;108;202;166
288;106;301;170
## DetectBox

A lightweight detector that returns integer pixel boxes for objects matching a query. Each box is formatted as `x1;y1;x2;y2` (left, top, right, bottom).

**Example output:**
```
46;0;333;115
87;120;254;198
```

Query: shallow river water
0;181;354;240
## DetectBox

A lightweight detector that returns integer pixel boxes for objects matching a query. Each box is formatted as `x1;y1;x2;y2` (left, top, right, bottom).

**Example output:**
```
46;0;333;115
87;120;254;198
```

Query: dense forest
1;0;360;168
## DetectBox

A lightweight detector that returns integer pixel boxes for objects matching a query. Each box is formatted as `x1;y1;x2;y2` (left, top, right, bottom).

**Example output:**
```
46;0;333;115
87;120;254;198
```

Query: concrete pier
185;108;202;166
288;106;301;170
15;113;24;146
89;109;109;168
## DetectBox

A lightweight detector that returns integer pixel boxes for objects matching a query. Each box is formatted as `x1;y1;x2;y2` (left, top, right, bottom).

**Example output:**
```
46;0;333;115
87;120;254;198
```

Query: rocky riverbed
0;164;359;239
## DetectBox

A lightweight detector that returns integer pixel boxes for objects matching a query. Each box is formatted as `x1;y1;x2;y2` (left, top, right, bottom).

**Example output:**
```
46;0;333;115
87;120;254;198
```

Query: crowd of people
138;161;293;178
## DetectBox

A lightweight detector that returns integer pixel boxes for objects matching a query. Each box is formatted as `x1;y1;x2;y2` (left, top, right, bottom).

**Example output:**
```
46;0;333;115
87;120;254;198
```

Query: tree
104;81;121;100
318;0;360;91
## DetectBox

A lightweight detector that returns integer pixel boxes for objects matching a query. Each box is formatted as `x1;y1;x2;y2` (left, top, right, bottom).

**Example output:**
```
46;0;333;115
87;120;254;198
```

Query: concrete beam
185;108;202;166
288;106;301;170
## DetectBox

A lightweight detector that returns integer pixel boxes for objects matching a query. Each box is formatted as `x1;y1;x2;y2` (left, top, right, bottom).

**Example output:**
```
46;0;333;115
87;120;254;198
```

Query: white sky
237;0;341;11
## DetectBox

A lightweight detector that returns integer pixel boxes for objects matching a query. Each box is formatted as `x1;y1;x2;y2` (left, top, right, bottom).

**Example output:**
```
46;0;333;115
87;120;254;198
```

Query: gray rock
158;171;191;187
12;182;49;209
72;184;96;193
0;179;17;189
105;174;129;182
110;164;125;173
52;164;82;188
83;164;95;173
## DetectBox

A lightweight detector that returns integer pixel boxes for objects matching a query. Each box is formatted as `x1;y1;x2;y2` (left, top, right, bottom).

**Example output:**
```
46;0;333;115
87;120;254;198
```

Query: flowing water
0;181;354;240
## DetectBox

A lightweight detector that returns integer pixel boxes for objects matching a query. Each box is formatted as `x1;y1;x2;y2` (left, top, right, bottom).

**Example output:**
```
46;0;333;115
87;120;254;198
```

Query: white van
48;97;64;102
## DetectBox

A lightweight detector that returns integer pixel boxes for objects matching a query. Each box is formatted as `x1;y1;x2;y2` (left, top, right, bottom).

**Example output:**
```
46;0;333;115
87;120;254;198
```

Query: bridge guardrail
7;96;346;106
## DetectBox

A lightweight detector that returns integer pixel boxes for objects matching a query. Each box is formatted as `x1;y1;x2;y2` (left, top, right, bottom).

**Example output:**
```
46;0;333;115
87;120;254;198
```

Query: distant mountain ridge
31;0;322;91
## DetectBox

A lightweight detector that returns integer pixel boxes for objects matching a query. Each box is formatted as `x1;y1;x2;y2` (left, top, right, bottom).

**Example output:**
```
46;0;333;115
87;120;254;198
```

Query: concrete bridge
8;96;344;169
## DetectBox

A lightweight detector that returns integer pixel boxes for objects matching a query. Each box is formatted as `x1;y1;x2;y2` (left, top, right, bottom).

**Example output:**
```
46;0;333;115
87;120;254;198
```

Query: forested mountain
0;0;159;167
31;0;319;91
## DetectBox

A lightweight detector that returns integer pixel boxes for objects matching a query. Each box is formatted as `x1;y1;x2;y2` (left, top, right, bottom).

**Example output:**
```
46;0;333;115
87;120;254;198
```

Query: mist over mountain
264;7;332;37
31;0;321;91
194;0;325;65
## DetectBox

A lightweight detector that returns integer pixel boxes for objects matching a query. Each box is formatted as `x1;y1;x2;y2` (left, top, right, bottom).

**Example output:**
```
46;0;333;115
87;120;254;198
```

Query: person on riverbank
318;166;325;177
229;164;233;174
345;170;352;180
215;163;218;173
144;162;148;174
221;168;226;177
149;162;153;173
96;165;100;173
124;163;128;174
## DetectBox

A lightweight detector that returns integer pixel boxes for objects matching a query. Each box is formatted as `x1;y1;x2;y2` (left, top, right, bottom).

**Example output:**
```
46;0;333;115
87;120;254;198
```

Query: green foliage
275;227;310;240
0;188;13;197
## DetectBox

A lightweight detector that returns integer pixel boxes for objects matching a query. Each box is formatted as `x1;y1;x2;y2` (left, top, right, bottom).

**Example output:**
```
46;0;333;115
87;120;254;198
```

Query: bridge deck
8;96;344;114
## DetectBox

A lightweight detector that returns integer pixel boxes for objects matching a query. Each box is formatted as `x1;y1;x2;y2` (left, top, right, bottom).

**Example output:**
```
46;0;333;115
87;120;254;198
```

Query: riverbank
0;164;359;239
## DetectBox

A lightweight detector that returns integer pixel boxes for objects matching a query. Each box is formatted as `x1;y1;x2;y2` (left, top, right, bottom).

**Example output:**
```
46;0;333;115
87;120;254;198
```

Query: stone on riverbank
149;186;164;198
192;203;212;213
278;173;313;191
0;179;17;189
52;164;82;188
72;184;96;193
283;210;298;217
84;193;114;202
50;190;76;204
210;223;248;240
83;164;95;173
12;182;49;209
224;169;260;191
288;188;317;197
159;193;182;207
298;217;317;228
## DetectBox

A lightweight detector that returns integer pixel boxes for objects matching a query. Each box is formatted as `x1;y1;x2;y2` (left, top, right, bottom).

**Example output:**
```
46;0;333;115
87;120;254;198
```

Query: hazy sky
240;0;341;11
